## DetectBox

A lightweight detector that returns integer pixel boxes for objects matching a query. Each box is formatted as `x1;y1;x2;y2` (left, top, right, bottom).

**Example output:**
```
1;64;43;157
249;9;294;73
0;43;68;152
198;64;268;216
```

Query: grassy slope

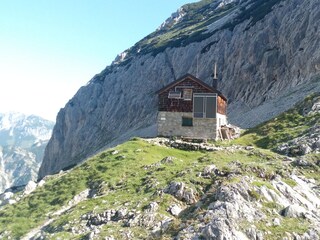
0;93;319;239
1;139;318;239
118;0;283;62
102;0;284;75
234;93;320;151
0;138;293;239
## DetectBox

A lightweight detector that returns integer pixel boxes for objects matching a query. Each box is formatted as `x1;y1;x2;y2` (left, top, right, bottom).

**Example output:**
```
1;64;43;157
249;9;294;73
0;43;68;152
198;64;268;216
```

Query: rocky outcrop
30;174;320;239
65;202;172;240
277;124;320;156
0;180;44;207
39;0;320;179
277;96;320;156
164;182;198;204
174;174;320;239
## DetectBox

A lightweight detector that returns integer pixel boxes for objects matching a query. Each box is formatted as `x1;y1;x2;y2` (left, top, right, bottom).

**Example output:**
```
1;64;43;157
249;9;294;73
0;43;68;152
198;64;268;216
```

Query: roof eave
156;73;228;101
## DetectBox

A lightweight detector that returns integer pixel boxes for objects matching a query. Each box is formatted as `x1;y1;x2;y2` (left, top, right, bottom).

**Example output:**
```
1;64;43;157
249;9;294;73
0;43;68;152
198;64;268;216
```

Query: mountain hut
157;73;228;140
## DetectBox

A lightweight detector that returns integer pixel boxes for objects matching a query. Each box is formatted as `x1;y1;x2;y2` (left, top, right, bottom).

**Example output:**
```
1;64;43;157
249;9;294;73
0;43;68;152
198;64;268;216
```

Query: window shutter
182;117;193;126
183;89;193;100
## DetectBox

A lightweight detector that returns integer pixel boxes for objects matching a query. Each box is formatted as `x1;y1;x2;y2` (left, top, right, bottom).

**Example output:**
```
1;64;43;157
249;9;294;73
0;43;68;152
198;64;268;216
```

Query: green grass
123;0;237;58
0;170;88;237
248;189;261;200
0;139;203;238
256;218;309;239
242;200;310;239
234;93;320;152
304;153;320;164
283;178;297;188
111;0;284;64
252;180;277;192
262;201;281;210
0;138;289;239
221;0;283;31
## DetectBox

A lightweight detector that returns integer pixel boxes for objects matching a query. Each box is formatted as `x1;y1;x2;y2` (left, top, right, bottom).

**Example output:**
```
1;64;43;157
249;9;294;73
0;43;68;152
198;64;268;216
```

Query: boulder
273;218;281;226
282;205;306;218
0;191;14;201
202;165;217;177
168;204;183;216
0;192;17;206
164;182;198;204
293;159;313;167
151;218;173;238
146;202;159;213
37;180;46;187
24;181;37;195
160;156;175;164
104;237;115;240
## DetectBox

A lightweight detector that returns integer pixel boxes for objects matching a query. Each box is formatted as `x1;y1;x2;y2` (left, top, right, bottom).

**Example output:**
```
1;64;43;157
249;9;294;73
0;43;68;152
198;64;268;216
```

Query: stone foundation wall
157;112;218;139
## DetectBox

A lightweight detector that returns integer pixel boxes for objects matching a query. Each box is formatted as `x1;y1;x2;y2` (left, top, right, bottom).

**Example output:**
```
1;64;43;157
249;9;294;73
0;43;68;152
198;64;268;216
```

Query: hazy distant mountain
0;112;54;192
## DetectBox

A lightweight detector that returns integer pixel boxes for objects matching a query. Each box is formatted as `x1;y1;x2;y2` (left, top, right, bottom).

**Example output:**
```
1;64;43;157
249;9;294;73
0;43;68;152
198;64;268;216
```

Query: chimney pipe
212;63;218;89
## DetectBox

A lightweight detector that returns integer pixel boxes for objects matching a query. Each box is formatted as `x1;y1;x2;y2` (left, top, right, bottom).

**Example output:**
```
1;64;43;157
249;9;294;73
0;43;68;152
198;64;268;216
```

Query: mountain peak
0;112;54;192
0;112;54;146
157;7;187;31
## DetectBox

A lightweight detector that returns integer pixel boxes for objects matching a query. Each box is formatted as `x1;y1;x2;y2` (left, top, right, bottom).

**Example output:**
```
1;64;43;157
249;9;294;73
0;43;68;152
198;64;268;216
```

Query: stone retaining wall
157;111;217;139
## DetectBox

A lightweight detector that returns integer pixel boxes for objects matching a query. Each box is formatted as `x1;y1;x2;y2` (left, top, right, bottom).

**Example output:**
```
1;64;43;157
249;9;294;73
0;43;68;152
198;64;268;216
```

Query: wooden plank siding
217;96;227;115
158;78;213;112
158;75;227;115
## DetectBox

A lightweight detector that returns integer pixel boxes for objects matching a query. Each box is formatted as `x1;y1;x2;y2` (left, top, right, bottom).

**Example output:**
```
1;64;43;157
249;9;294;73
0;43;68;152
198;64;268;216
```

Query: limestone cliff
38;0;320;179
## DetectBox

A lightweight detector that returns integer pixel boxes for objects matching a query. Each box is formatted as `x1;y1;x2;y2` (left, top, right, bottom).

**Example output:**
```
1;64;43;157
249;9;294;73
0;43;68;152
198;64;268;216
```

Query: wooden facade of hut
157;74;228;140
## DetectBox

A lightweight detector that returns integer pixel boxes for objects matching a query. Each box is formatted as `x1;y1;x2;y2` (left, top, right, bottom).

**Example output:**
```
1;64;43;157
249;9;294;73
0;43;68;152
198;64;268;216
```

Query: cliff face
38;0;320;179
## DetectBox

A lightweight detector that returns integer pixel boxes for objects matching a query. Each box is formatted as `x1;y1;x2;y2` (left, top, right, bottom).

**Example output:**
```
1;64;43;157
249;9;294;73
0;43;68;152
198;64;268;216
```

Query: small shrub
99;152;108;159
252;180;275;191
263;201;280;210
283;178;297;188
248;189;261;200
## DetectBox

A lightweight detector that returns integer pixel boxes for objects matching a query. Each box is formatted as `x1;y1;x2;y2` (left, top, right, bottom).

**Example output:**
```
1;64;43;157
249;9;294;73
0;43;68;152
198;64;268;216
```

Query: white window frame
168;91;181;99
183;88;193;101
193;93;217;119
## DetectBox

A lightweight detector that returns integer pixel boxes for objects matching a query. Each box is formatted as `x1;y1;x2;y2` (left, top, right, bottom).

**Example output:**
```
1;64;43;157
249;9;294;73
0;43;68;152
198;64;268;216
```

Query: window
194;96;204;118
168;91;181;99
182;117;193;126
193;94;217;118
183;89;193;100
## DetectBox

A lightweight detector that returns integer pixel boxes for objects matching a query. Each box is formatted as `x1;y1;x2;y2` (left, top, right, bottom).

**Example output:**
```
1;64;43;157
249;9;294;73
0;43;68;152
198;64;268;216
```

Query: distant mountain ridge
0;112;54;192
39;0;320;179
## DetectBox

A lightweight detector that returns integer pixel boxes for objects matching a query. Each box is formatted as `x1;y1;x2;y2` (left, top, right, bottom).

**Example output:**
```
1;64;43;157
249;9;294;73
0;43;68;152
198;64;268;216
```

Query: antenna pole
196;55;199;78
212;62;218;89
214;62;217;79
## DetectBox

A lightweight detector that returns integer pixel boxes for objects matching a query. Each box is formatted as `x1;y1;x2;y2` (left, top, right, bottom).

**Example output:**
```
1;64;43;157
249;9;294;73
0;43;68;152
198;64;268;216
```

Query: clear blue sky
0;0;197;121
